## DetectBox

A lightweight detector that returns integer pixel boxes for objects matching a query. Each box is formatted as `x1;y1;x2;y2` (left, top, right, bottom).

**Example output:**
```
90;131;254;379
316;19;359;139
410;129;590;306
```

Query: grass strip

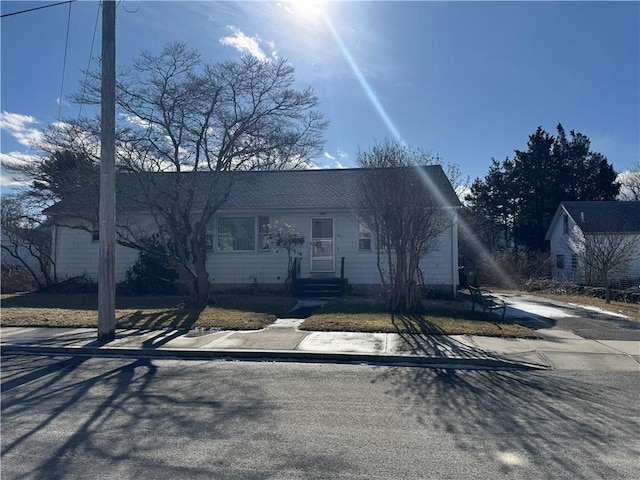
299;298;538;338
1;293;297;331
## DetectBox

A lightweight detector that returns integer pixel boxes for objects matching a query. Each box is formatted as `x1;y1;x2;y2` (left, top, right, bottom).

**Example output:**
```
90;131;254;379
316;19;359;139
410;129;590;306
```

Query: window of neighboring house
217;217;256;251
358;222;372;251
257;215;270;251
571;254;578;271
563;214;569;234
556;254;565;269
91;223;99;242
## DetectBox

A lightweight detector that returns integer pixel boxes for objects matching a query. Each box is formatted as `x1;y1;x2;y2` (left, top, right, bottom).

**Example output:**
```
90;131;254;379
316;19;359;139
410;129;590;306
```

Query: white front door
311;217;334;272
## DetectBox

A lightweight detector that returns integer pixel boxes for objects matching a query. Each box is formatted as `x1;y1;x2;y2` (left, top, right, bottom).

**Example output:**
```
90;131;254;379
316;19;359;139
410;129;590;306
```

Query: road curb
0;344;548;370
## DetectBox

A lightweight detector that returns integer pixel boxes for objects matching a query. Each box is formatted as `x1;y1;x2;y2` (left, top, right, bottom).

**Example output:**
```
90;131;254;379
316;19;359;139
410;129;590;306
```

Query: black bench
468;286;507;320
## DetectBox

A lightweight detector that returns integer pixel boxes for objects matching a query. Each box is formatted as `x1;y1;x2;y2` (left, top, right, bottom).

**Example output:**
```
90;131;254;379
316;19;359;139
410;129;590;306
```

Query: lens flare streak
322;12;404;144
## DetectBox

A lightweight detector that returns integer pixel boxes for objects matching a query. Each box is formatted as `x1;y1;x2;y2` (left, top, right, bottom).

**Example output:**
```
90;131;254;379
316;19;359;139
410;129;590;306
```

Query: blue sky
1;1;639;187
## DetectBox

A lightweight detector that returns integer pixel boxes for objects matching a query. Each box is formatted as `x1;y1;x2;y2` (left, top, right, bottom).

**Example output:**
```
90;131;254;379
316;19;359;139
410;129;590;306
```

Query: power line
78;1;102;119
1;0;77;19
58;1;73;120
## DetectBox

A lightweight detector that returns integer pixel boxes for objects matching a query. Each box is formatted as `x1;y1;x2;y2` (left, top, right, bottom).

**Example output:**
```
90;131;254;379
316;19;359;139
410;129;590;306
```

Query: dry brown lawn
6;289;626;336
1;293;297;330
299;298;538;338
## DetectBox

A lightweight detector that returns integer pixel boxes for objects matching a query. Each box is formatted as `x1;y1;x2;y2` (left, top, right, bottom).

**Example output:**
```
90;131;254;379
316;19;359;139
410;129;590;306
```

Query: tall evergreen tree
468;158;515;251
468;124;620;251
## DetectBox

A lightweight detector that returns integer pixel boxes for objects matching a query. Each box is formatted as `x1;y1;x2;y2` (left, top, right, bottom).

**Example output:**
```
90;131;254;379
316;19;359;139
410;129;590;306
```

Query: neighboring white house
45;167;462;296
545;201;640;285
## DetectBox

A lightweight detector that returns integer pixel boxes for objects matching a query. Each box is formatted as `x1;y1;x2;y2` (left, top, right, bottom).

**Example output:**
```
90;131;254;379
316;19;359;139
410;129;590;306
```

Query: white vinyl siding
293;212;454;287
52;209;459;288
53;225;138;283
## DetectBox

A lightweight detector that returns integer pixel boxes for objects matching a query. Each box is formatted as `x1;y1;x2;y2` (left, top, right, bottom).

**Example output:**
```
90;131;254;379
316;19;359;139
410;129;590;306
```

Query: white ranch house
545;201;640;285
46;167;462;296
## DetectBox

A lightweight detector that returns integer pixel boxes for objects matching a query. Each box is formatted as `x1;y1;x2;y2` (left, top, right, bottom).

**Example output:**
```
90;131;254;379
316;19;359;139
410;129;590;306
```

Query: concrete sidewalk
2;315;638;371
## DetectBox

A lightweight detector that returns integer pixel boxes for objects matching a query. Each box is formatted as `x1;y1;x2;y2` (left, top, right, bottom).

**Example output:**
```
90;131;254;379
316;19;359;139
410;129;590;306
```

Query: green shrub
118;252;181;296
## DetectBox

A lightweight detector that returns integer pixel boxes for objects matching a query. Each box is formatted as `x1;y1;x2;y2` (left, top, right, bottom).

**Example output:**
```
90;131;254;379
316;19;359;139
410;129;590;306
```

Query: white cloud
0;111;43;147
336;148;349;160
266;40;279;59
0;111;37;131
0;151;38;186
277;2;295;14
56;97;71;108
310;148;351;169
313;151;347;170
125;114;153;129
220;26;271;62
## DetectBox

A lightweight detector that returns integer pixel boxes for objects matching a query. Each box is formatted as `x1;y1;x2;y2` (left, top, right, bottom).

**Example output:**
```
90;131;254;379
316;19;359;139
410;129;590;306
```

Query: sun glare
288;0;325;21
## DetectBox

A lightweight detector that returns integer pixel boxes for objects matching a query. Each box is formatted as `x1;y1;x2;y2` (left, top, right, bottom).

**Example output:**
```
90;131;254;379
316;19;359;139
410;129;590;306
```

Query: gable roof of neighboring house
545;201;640;240
46;166;462;216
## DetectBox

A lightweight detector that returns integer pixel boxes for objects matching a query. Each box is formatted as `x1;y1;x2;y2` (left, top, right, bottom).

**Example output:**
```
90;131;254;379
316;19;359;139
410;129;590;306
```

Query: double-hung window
217;216;270;252
358;222;372;251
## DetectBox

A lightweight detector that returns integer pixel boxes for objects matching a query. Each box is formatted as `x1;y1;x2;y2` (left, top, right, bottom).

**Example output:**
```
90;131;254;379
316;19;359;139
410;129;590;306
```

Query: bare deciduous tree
355;140;455;312
1;193;56;288
63;42;327;306
567;229;640;303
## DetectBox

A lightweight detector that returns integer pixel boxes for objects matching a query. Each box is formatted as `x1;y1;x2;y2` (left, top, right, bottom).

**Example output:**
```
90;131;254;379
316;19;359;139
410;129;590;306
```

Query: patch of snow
567;304;630;319
505;302;575;319
270;318;305;328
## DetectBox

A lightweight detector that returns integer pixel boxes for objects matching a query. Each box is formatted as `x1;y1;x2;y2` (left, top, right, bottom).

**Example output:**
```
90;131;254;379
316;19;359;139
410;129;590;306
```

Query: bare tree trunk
194;255;210;306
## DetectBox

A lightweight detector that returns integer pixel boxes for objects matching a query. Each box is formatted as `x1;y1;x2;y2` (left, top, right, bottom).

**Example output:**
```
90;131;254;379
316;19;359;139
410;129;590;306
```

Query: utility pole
98;0;116;342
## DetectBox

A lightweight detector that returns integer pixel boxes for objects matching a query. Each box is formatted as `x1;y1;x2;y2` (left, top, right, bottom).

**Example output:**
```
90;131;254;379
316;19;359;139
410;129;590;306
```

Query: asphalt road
2;355;638;479
503;294;640;341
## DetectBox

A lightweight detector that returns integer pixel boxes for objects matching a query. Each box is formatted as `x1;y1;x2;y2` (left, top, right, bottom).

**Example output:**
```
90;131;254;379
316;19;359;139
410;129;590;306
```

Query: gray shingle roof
46;166;461;216
562;201;640;233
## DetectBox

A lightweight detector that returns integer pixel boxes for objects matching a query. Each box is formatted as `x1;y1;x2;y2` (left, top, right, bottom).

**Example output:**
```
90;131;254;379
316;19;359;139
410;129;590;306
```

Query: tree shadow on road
376;366;639;478
390;312;518;363
0;355;349;479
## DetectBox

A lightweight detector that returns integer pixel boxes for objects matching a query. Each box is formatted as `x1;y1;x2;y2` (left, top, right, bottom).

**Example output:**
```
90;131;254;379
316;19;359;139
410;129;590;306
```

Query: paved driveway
501;293;640;341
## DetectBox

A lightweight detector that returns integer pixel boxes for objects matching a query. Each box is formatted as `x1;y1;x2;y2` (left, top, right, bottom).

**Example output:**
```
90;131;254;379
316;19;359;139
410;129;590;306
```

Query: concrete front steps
292;278;347;298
